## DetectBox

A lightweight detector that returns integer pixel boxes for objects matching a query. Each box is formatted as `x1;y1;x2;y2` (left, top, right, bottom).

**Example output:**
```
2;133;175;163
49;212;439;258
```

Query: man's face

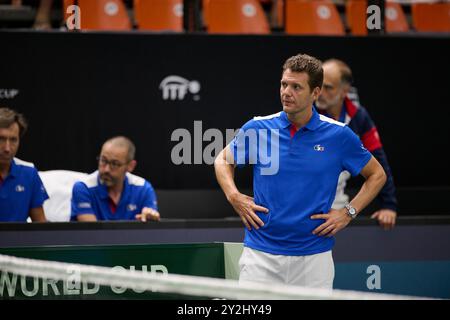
280;69;320;116
317;63;347;111
98;143;130;188
0;123;20;166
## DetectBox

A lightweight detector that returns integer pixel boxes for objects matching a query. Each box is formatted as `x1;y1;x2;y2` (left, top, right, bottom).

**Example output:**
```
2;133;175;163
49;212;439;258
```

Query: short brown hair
0;107;28;137
282;54;323;91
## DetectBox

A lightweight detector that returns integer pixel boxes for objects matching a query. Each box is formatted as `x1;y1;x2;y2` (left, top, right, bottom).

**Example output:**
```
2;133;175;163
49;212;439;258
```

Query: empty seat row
64;0;183;31
63;0;450;34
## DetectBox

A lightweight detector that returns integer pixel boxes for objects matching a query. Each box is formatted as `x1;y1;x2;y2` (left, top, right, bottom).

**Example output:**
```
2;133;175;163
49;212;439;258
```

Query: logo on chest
15;185;25;192
314;144;325;152
127;204;137;212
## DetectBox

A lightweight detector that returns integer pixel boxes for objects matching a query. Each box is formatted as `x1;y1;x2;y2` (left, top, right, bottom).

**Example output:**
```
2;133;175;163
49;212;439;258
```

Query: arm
29;207;47;222
312;156;387;236
348;156;387;214
349;108;397;229
355;107;398;228
214;144;268;230
135;182;160;222
30;169;49;222
371;148;397;210
370;148;397;229
76;214;97;222
71;182;97;222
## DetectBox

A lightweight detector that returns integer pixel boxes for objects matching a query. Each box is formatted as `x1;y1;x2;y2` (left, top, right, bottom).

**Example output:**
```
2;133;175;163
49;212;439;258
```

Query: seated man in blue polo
71;136;160;222
0;107;48;222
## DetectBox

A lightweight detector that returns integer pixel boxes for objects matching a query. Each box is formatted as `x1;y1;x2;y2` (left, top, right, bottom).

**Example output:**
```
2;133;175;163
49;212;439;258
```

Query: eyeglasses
97;156;127;170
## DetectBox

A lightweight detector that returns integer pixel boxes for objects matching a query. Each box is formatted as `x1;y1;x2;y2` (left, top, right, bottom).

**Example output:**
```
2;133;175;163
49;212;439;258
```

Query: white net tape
0;254;431;300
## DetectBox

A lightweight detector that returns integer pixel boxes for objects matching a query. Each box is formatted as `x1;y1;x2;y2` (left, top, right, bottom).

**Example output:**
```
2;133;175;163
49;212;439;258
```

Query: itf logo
159;76;201;101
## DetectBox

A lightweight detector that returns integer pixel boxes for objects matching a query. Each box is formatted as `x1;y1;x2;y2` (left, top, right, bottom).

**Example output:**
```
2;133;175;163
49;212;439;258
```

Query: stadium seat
202;0;210;27
412;2;450;33
285;0;345;35
345;0;366;35
385;2;409;33
346;0;409;35
39;170;88;222
64;0;132;30
134;0;183;31
206;0;270;34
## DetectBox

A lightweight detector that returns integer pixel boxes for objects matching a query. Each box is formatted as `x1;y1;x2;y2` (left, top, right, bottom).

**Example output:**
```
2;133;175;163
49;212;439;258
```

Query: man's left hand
371;209;397;230
311;209;352;237
136;207;160;222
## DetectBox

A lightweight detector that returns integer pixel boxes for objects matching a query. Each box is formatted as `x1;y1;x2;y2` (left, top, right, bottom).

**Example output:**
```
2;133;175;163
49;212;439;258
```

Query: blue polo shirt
71;171;158;221
0;158;49;222
230;107;372;256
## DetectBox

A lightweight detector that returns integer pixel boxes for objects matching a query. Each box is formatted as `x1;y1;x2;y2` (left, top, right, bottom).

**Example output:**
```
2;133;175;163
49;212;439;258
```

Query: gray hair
103;136;136;162
323;58;353;86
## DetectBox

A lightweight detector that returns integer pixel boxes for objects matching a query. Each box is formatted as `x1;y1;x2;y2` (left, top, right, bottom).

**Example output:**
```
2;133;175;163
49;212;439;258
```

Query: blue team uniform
71;171;158;221
230;107;372;255
0;158;49;222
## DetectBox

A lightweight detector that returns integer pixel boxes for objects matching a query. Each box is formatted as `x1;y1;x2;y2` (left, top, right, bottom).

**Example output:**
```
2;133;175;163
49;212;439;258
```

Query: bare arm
214;145;239;200
29;207;47;222
214;145;268;230
312;156;387;236
76;214;97;222
348;156;387;213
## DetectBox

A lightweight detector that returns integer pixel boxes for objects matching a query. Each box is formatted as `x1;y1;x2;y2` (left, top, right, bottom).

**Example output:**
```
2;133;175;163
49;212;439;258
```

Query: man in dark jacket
317;59;397;230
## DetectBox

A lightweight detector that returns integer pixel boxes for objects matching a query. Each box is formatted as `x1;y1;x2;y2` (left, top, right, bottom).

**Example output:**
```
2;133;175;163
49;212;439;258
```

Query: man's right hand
371;209;397;230
228;192;269;231
136;207;160;222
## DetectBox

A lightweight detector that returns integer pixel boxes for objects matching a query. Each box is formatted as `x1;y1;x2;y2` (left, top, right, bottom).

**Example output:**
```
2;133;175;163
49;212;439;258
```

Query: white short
238;247;334;289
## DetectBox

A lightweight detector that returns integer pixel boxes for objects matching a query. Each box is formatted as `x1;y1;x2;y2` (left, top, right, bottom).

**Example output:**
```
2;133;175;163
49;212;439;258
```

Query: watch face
346;205;356;218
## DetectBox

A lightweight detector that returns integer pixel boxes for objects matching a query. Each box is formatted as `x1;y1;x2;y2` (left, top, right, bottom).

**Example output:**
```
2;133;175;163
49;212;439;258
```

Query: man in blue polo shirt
214;54;387;289
71;136;160;222
0;107;48;222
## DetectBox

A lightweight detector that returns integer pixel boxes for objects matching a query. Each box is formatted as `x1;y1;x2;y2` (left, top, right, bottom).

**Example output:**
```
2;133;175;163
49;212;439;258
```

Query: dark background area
1;31;449;217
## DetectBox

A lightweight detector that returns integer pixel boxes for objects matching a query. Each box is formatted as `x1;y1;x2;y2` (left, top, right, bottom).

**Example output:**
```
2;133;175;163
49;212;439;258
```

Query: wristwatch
345;204;357;219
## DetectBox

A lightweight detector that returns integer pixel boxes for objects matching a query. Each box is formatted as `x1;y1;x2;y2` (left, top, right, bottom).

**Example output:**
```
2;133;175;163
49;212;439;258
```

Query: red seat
385;2;409;33
64;0;131;31
134;0;183;31
412;3;450;32
206;0;270;34
285;0;345;35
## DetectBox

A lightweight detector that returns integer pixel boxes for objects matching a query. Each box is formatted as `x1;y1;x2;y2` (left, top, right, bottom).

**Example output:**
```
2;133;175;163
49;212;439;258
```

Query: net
0;254;428;300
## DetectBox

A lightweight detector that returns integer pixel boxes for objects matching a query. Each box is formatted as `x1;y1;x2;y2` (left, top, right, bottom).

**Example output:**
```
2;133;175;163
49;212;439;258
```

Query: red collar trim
108;197;117;214
344;96;358;118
